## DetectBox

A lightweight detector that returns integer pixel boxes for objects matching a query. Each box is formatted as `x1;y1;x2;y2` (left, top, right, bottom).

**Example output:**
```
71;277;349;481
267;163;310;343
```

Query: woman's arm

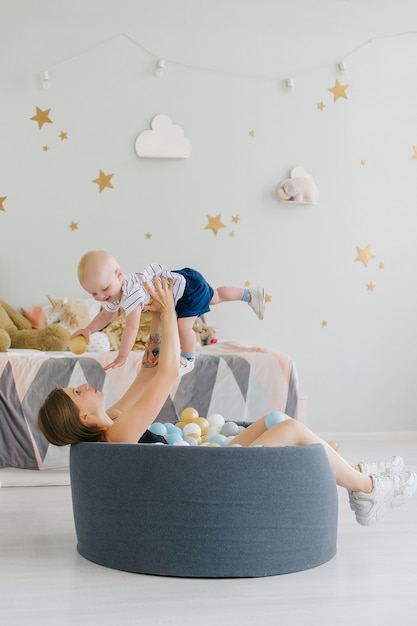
106;277;180;442
106;313;161;418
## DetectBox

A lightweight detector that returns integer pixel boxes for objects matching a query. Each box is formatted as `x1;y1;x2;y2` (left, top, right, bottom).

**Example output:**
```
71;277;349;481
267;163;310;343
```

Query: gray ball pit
70;441;338;578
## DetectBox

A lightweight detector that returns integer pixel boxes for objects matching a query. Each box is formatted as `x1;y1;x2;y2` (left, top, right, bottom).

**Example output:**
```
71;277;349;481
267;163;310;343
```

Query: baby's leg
210;286;244;304
177;316;197;360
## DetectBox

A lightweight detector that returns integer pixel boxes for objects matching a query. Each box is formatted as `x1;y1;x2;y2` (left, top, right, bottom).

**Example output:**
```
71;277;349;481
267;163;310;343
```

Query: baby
72;250;265;372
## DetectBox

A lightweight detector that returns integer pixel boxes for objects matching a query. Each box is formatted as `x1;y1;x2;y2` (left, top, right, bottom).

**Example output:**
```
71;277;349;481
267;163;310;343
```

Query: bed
0;341;299;475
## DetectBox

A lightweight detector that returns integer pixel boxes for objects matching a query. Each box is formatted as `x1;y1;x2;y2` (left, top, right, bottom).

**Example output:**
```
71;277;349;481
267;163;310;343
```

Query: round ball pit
70;441;338;578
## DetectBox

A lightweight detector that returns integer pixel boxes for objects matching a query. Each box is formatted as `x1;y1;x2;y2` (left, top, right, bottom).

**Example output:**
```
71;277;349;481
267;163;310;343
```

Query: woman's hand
143;276;175;316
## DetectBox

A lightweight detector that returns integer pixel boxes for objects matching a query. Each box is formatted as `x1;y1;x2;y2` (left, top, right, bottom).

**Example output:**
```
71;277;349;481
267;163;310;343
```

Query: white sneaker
179;356;195;378
359;455;405;476
248;287;265;320
350;471;417;526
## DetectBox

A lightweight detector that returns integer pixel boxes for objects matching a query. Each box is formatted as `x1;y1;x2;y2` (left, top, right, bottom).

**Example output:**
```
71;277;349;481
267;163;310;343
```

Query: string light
37;30;417;86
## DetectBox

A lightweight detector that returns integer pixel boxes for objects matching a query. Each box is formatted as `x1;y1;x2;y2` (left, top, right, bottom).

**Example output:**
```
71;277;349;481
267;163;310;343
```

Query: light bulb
338;61;347;74
154;59;165;78
42;70;51;90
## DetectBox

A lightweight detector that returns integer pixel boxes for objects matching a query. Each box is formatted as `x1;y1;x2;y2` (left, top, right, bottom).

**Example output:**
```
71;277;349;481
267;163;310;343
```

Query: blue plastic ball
265;411;286;428
165;433;184;445
148;422;168;436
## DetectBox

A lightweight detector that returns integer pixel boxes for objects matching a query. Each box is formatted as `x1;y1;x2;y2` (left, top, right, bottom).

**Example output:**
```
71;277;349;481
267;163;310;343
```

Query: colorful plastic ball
164;433;184;445
69;335;88;355
207;413;225;431
183;422;202;437
165;423;183;435
195;417;210;435
172;439;190;446
208;434;227;446
221;421;240;437
180;407;199;423
328;440;340;452
148;422;167;436
265;411;286;429
183;435;199;446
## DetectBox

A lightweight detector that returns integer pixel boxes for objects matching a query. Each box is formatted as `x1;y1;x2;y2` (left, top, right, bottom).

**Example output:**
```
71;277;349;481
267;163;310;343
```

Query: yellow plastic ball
69;335;88;355
180;407;199;423
195;417;210;436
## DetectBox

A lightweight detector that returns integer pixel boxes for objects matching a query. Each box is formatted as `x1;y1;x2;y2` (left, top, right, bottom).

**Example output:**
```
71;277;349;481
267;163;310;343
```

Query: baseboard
0;467;70;488
317;431;417;442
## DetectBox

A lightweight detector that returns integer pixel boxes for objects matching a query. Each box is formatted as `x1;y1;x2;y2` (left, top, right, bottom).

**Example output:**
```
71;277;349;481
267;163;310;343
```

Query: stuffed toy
193;316;217;345
47;296;117;352
277;166;318;204
102;310;152;351
0;300;69;352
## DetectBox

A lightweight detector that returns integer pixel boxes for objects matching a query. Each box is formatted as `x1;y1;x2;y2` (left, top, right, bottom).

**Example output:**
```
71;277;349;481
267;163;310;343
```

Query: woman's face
63;384;110;428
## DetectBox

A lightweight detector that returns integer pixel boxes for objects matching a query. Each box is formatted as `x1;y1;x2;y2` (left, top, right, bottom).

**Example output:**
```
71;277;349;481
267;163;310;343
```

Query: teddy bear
193;316;217;345
0;300;69;352
46;296;118;352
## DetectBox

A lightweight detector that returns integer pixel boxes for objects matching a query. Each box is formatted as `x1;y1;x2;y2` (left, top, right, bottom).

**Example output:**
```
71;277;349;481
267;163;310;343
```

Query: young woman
38;275;417;527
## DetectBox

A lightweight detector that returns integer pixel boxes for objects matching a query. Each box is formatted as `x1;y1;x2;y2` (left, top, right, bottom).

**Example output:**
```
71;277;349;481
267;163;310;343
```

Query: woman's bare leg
228;417;372;493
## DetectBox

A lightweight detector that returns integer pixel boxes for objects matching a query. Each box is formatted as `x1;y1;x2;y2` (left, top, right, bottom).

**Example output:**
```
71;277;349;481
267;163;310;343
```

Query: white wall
1;0;417;432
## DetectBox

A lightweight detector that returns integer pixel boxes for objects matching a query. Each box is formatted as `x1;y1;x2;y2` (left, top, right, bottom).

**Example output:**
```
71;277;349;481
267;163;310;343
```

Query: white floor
1;435;417;626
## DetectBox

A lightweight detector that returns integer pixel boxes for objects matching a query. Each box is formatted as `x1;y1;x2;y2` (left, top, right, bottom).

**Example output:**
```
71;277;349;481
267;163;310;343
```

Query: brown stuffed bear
0;300;69;352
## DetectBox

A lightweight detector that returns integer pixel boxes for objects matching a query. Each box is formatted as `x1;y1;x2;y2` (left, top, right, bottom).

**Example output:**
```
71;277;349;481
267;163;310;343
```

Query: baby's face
82;265;123;304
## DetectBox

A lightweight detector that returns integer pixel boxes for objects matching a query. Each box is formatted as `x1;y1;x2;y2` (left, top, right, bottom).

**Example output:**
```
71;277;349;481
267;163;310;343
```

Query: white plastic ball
172;439;190;446
221;421;240;437
184;436;199;446
183;423;202;437
207;413;225;431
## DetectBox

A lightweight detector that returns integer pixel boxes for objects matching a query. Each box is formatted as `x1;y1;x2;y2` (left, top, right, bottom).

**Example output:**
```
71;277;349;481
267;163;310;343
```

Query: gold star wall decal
204;214;226;236
321;320;328;327
0;196;6;211
360;160;367;166
92;169;114;192
244;280;251;287
69;221;79;230
328;79;349;101
411;146;417;160
145;232;152;239
231;214;240;224
30;106;53;129
42;145;49;152
317;102;325;111
59;131;68;140
249;130;255;136
379;262;385;270
367;282;375;291
229;231;236;237
355;245;376;267
265;294;272;303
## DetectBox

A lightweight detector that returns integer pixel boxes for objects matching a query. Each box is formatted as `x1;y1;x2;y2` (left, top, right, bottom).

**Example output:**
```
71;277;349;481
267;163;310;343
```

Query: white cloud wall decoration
135;114;192;158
